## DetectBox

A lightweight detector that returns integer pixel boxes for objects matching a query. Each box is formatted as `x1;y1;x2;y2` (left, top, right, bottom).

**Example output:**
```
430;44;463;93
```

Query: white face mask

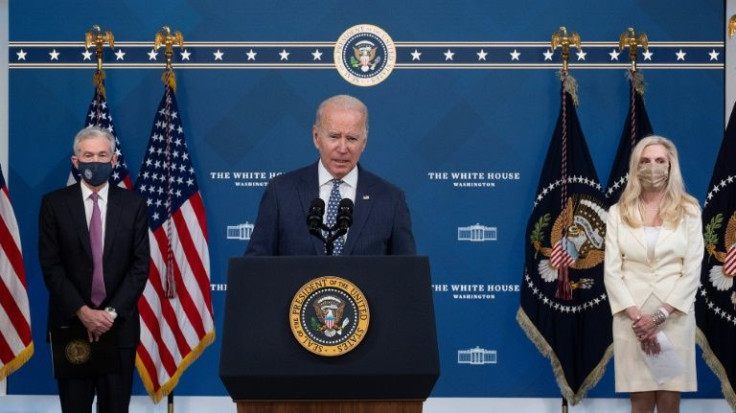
637;163;669;191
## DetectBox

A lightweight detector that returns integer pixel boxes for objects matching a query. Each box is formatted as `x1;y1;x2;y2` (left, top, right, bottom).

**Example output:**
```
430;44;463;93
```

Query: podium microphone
336;198;354;230
306;198;325;230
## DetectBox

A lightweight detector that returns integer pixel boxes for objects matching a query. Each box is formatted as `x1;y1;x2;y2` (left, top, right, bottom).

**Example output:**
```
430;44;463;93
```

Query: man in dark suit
39;126;149;413
246;94;416;256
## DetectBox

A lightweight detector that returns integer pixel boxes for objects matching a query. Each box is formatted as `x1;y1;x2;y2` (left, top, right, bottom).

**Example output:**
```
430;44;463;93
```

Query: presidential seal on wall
289;276;370;356
334;24;396;87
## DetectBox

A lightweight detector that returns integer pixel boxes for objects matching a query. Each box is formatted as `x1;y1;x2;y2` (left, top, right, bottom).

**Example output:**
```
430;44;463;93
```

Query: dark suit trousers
58;347;136;413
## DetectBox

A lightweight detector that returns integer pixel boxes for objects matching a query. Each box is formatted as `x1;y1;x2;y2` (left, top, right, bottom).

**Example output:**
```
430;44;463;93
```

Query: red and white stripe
135;193;214;403
724;245;736;277
550;240;575;269
0;184;33;380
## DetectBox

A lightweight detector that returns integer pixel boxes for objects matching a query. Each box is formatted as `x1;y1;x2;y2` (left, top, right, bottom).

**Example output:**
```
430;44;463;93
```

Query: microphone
336;198;354;230
306;198;325;230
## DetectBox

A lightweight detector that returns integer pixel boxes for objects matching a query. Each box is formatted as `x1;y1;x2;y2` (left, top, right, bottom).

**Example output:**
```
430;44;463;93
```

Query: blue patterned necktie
325;179;344;255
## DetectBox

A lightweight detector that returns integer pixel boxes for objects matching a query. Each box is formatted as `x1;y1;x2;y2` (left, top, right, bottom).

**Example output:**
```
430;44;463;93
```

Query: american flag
134;82;215;403
0;163;33;380
67;80;133;189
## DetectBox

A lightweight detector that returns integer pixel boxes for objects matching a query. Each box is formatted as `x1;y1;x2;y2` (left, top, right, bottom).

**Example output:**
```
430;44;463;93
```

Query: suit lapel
104;186;121;259
630;225;648;252
654;219;678;251
342;166;374;256
628;207;648;251
299;163;324;255
67;183;92;259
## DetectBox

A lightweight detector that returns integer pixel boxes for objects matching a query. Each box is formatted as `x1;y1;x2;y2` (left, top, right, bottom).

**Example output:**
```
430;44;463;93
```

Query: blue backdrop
7;0;726;401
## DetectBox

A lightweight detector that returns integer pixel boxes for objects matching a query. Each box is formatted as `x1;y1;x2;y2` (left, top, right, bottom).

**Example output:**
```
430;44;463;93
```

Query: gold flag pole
728;15;736;38
84;25;114;99
618;27;648;73
550;27;581;413
154;26;184;91
153;28;184;413
551;26;580;75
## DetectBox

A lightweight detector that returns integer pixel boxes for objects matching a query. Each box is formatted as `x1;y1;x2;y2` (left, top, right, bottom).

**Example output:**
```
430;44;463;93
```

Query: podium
219;256;440;413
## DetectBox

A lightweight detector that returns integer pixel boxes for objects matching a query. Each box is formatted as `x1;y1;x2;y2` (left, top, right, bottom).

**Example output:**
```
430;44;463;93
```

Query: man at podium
245;94;416;256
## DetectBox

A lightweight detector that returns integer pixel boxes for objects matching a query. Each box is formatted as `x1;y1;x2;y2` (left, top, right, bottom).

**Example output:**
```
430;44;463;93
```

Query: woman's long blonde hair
618;135;699;227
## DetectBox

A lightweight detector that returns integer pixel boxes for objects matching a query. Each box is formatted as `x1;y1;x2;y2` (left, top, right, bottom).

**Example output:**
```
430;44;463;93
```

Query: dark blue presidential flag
604;72;654;204
696;103;736;410
68;73;133;189
517;76;613;404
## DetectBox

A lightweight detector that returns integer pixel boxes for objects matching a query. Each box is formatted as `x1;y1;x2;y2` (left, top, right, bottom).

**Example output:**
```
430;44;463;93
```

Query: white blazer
604;203;703;315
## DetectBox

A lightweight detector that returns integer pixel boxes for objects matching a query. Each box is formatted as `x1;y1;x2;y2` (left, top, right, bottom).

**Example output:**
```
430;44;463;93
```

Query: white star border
523;269;609;314
6;42;723;68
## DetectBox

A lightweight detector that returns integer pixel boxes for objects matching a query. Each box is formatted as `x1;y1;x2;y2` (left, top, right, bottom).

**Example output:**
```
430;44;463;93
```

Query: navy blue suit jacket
245;163;416;256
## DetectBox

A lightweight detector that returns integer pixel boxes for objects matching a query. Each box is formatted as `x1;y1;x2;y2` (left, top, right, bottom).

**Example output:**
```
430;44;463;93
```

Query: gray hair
72;126;116;156
314;95;369;137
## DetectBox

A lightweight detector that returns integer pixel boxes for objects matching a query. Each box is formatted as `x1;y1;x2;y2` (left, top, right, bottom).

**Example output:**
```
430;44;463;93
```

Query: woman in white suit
604;136;702;413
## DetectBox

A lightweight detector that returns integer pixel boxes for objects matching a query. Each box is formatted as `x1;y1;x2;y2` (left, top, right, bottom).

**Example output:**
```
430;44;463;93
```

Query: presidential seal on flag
334;24;396;87
534;195;607;298
704;212;736;297
290;276;370;356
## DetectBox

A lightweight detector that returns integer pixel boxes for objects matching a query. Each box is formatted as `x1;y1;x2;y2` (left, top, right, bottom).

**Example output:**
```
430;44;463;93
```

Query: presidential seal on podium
289;276;370;356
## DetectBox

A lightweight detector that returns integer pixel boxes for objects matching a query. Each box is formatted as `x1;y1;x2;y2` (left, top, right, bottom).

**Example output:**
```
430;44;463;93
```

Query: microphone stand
307;198;353;256
311;225;348;256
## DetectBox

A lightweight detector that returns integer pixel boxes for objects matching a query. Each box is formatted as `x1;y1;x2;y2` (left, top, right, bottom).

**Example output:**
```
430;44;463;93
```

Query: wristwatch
105;306;118;320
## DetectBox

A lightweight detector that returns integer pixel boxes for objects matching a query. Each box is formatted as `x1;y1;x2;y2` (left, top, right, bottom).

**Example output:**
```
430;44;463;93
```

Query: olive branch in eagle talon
310;317;324;332
350;56;360;68
704;213;723;262
530;213;551;259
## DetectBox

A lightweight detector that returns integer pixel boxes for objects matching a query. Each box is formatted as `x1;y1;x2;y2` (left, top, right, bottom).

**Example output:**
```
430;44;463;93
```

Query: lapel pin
363;195;370;200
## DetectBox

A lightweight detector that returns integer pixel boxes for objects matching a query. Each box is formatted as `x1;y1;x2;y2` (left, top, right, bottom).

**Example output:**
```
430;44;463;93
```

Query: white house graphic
227;222;254;240
458;223;497;242
457;346;497;365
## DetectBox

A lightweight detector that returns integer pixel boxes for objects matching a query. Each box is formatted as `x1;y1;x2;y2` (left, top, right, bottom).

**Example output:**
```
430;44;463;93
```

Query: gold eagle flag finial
728;15;736;38
84;25;115;98
550;26;581;74
618;27;648;72
154;26;184;91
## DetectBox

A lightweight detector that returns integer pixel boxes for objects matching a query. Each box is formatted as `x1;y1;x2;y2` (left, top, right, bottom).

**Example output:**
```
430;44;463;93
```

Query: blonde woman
604;136;702;413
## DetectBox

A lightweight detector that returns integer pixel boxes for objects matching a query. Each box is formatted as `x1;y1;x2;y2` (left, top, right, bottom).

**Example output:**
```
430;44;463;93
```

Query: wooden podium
220;256;439;413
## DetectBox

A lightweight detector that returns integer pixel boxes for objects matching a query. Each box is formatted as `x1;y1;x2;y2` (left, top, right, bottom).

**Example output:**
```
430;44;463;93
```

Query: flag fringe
0;342;34;381
136;329;215;404
516;307;612;405
696;327;736;410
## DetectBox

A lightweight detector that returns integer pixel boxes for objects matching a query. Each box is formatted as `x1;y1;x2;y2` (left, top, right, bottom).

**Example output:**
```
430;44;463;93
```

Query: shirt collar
80;181;110;201
317;160;358;188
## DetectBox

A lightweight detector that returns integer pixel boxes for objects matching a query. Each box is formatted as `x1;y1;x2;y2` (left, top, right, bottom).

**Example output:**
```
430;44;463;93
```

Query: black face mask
78;161;113;187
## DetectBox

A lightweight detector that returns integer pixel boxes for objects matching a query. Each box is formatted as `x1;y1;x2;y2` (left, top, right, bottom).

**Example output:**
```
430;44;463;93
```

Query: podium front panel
219;256;440;400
